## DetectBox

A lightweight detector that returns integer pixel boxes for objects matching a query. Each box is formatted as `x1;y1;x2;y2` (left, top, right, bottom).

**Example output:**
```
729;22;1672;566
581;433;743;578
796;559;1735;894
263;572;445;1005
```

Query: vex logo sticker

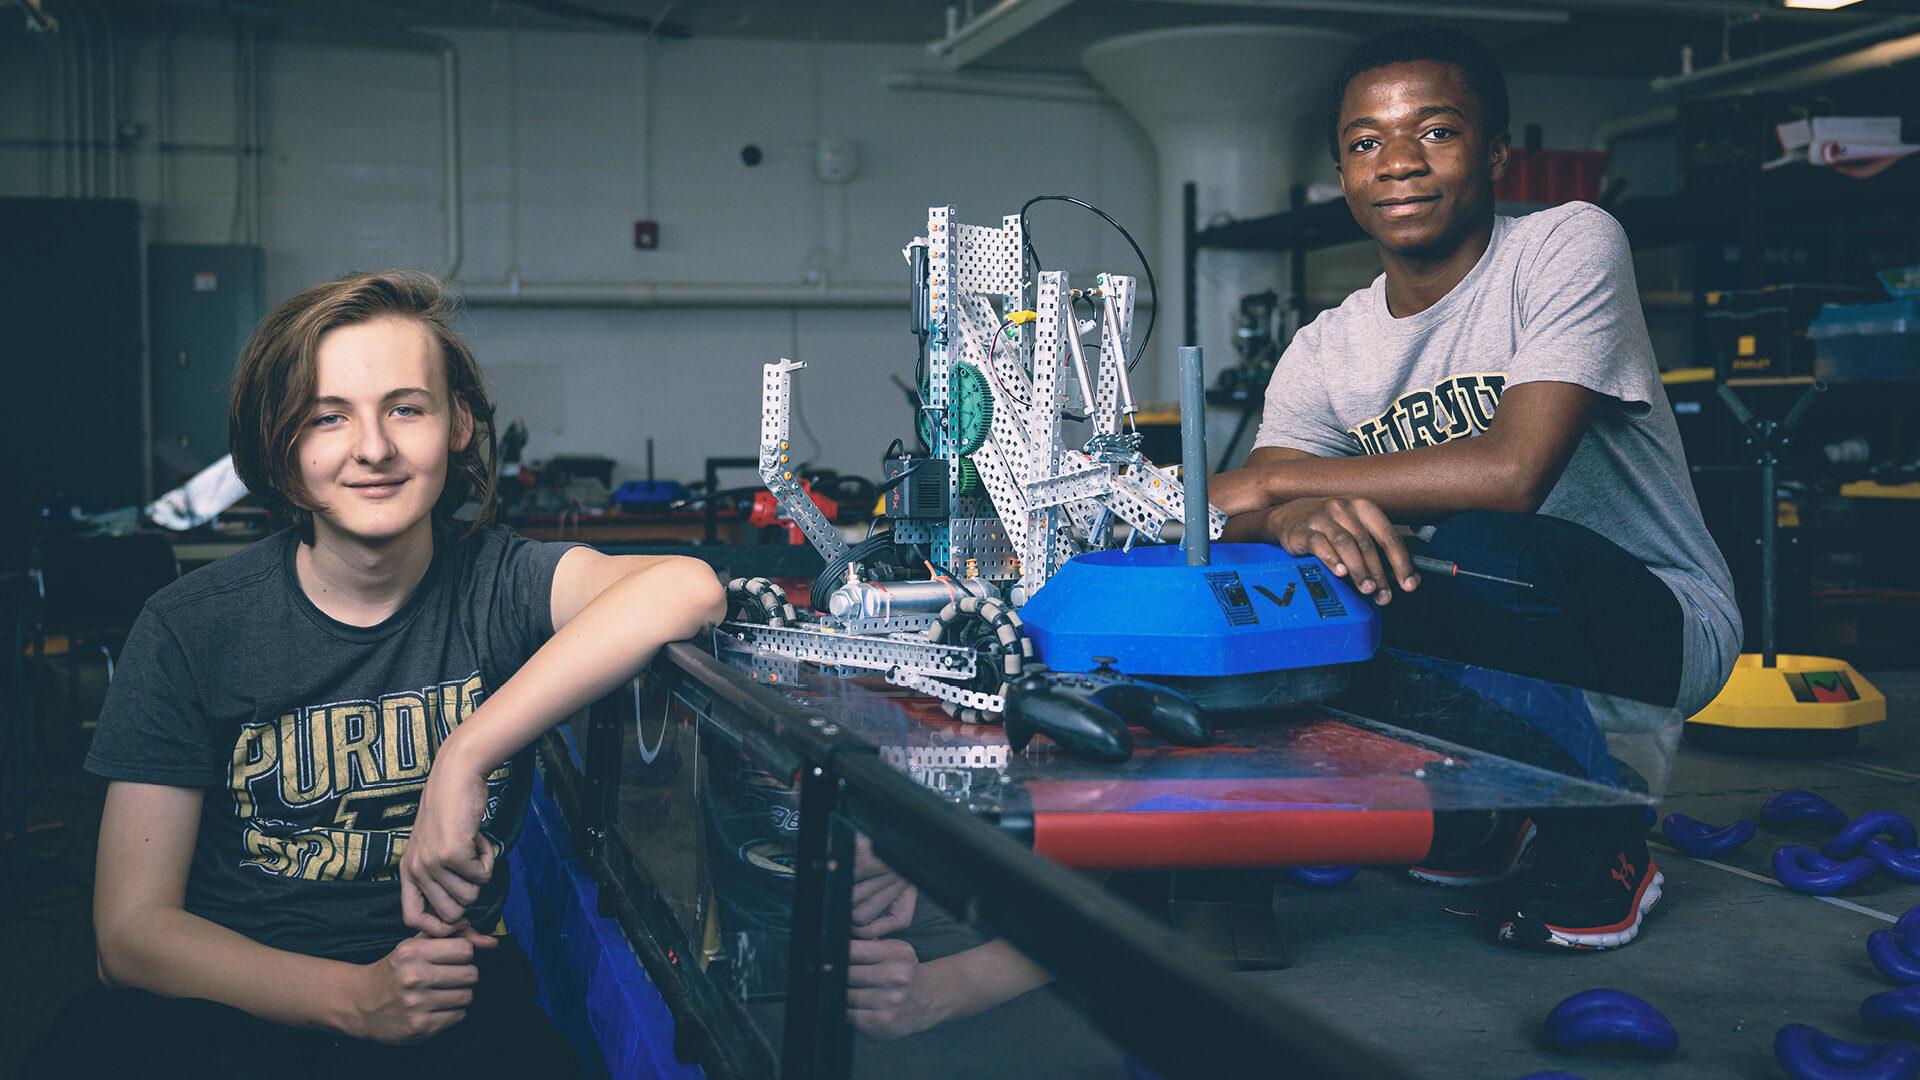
1205;572;1258;626
1296;564;1348;619
1785;670;1860;703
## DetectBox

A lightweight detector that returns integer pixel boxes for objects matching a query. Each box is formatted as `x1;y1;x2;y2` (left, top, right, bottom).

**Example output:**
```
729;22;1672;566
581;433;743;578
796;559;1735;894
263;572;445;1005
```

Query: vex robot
718;205;1380;762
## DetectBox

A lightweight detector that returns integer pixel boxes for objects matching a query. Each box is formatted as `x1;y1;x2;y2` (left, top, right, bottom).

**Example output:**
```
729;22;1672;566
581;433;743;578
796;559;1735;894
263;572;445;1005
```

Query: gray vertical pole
1760;454;1777;668
1180;346;1210;567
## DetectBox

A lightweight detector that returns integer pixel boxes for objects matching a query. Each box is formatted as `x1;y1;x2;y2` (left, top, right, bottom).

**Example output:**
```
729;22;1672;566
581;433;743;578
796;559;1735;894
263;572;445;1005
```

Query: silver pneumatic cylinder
825;576;999;619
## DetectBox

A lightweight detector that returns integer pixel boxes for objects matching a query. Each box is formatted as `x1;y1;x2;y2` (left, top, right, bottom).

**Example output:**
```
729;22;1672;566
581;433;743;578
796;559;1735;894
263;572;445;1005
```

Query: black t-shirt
86;525;578;963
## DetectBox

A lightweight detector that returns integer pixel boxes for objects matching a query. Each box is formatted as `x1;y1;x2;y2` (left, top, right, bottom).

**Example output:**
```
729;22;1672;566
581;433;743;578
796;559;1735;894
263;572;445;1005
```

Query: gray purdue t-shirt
1253;202;1740;715
87;525;579;963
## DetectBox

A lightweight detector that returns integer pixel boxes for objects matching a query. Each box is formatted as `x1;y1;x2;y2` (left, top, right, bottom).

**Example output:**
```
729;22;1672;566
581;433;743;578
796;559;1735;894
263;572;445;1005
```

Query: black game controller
1003;659;1212;764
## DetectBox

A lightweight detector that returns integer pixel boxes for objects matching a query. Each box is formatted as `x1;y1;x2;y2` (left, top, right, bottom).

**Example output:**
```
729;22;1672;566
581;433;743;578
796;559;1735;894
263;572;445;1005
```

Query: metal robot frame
719;203;1224;716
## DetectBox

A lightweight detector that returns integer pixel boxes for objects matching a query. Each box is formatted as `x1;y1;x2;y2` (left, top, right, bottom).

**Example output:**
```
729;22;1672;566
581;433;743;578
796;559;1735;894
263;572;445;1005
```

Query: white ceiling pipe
455;281;1159;310
1651;13;1920;92
882;67;1113;105
455;281;908;308
1738;30;1920;94
928;0;1077;69
1082;25;1358;415
1121;0;1568;24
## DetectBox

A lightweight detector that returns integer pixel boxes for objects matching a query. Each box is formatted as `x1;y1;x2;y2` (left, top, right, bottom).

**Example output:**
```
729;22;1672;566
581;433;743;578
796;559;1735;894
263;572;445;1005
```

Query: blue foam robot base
1018;543;1381;678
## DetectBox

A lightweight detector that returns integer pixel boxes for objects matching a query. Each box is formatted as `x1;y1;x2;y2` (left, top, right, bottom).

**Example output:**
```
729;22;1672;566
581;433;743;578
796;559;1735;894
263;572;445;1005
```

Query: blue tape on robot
1019;543;1382;678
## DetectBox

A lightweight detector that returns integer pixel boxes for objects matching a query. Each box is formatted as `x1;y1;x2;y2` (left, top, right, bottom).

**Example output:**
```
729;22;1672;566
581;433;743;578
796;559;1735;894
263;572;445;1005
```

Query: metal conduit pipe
73;9;91;195
1652;14;1920;92
881;68;1111;105
1741;30;1920;94
250;25;265;245
438;40;461;280
229;21;247;241
457;282;1162;309
59;20;76;194
66;27;81;194
215;2;462;279
926;0;1074;65
455;282;906;308
100;0;117;197
155;13;168;211
29;32;53;194
1124;0;1568;24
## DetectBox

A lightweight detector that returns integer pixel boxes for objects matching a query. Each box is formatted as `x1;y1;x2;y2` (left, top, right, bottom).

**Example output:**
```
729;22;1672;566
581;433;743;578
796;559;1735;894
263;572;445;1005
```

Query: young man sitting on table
1207;25;1739;950
23;270;725;1077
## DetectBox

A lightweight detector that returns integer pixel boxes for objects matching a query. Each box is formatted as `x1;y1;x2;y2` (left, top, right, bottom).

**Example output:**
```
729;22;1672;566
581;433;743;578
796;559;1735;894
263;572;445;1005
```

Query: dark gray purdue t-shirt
1254;202;1740;715
87;525;578;963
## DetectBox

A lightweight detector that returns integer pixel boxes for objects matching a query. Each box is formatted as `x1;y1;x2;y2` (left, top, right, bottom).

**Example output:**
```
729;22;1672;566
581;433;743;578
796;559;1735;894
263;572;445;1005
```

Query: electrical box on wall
149;244;264;483
634;220;659;249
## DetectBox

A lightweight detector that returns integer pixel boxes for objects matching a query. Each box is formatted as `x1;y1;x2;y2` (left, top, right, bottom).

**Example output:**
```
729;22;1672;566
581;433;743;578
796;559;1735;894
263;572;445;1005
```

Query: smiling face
294;316;472;553
1335;59;1508;263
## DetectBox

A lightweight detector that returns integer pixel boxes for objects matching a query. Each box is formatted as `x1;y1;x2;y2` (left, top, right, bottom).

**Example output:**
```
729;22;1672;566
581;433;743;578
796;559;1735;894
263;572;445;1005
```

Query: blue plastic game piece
1869;930;1920;985
1824;812;1920;860
1282;865;1360;888
1775;1023;1920;1080
1899;905;1920;935
1866;841;1920;884
1762;791;1850;831
1774;845;1877;895
1861;985;1920;1038
1661;813;1756;858
1542;989;1678;1057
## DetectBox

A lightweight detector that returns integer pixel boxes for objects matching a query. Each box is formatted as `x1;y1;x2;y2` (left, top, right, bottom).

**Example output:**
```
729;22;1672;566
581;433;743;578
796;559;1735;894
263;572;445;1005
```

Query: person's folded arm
94;780;495;1044
1211;381;1599;604
403;551;726;933
1210;380;1599;521
847;938;1050;1040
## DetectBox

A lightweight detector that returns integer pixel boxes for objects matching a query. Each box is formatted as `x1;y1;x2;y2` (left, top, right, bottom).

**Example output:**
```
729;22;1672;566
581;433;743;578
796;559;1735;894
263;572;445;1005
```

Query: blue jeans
1386;510;1683;711
1377;510;1683;816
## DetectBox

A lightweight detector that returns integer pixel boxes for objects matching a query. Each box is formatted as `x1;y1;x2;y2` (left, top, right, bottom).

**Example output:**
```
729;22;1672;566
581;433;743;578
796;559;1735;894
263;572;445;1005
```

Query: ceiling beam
926;0;1078;69
1120;0;1568;25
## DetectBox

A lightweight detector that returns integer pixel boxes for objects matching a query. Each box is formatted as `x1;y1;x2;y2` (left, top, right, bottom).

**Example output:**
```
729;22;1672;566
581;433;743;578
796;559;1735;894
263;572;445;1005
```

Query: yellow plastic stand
1687;654;1886;732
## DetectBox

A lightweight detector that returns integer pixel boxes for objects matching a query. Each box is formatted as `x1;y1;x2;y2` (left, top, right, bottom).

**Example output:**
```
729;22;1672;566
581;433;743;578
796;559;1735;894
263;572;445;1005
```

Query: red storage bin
1495;148;1608;205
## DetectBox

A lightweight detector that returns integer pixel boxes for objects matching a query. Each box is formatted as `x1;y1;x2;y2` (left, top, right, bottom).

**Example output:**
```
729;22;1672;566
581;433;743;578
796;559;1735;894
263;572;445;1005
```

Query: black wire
816;474;880;518
876;458;931;494
1018;195;1158;372
811;529;916;614
985;316;1032;410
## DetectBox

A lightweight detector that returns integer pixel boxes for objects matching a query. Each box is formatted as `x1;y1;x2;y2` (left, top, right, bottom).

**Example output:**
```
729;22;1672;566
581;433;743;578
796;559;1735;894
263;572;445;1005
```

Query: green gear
916;363;995;456
957;458;981;495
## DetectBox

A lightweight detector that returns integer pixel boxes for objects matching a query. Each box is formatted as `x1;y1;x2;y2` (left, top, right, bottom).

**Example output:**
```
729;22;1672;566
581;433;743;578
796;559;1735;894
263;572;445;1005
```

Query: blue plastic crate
1807;299;1920;383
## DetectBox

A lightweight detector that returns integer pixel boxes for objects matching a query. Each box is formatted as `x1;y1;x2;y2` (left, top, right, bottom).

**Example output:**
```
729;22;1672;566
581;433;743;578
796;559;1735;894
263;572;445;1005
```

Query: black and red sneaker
1495;833;1662;950
1409;813;1537;886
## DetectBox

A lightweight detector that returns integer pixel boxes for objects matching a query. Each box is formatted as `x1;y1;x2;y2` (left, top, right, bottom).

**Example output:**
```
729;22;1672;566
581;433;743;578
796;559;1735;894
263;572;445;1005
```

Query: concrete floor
11;661;1920;1080
741;670;1920;1080
1252;669;1920;1080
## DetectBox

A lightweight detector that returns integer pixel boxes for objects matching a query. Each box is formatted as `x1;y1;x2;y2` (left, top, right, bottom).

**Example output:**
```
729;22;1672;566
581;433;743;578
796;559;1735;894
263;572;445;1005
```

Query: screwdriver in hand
1409;554;1536;590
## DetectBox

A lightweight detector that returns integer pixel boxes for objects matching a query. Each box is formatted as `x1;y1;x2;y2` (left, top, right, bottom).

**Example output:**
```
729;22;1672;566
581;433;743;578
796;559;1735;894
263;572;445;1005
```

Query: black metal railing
547;638;1420;1080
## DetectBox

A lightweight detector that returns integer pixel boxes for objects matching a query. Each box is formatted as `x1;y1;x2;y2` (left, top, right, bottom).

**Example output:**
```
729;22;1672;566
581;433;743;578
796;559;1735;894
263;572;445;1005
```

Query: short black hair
1324;24;1510;163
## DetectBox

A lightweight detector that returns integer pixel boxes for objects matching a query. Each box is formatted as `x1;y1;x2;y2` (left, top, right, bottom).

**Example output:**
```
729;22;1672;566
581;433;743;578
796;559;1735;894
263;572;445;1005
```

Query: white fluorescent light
1783;0;1865;10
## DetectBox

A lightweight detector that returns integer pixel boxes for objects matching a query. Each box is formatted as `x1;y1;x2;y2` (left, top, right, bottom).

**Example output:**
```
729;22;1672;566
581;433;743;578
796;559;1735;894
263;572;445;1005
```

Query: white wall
0;19;1155;491
1;15;1678;490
